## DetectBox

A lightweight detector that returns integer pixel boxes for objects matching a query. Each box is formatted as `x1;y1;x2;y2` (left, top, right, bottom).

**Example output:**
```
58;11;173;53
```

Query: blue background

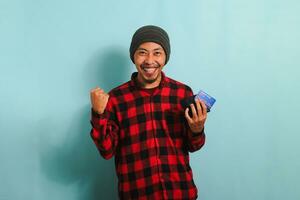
1;0;300;199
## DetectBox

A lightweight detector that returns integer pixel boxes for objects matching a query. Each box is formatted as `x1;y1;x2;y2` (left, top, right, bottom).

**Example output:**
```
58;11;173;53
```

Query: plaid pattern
90;72;205;200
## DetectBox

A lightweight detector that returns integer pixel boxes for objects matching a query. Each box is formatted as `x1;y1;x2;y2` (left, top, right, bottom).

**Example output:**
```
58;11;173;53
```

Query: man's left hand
184;99;207;133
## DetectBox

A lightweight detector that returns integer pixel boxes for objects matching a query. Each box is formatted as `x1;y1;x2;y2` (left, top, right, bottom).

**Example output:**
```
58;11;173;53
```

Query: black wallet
180;95;210;117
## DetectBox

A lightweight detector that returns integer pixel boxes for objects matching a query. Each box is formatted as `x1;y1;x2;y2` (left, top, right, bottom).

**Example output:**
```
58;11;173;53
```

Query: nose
144;54;154;64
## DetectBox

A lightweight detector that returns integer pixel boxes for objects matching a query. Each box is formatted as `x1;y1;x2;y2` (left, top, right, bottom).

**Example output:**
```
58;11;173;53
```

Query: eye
154;51;162;56
138;51;147;56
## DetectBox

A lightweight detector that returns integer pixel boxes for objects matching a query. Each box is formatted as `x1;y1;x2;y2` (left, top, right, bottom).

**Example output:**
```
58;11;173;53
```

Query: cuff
91;108;105;118
190;127;205;138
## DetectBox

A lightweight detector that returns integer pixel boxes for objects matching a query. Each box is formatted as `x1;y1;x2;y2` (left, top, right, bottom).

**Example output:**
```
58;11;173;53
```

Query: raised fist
90;87;109;114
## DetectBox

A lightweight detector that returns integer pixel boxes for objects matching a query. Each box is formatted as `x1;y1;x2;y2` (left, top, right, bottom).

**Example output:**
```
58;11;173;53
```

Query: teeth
143;68;156;73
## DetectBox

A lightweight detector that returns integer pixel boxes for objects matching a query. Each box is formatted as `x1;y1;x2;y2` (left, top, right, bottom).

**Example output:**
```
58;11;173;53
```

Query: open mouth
143;67;157;73
142;67;158;77
141;62;160;76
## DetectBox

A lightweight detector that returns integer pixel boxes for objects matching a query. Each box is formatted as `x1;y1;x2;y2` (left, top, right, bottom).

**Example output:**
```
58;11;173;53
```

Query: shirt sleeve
185;126;206;152
90;98;119;160
183;86;206;152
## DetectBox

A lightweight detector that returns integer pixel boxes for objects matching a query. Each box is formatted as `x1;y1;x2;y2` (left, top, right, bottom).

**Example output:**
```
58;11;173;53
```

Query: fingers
185;100;207;133
90;86;109;103
190;103;198;119
90;86;109;114
90;86;99;93
188;99;207;121
195;99;207;116
91;87;104;93
199;100;207;116
195;100;202;118
185;108;193;123
185;100;202;121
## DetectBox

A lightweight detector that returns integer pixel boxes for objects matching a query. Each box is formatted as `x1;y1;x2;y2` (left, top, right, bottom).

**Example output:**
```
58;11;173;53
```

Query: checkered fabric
90;72;205;200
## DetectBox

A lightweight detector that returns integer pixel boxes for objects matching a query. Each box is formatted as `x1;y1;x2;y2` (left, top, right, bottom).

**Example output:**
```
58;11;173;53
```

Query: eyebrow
136;47;164;51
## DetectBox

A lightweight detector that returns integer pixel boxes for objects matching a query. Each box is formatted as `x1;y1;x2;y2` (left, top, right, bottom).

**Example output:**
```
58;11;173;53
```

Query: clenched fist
90;87;109;114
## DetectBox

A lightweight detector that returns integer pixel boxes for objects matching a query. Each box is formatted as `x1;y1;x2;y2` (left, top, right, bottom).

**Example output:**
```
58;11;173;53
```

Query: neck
137;73;162;89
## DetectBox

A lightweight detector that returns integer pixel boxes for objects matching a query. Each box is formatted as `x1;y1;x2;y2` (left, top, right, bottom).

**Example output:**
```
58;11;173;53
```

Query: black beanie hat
130;25;170;64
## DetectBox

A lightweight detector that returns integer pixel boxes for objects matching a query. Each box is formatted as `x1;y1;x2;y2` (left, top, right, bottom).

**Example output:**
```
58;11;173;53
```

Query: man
90;25;207;199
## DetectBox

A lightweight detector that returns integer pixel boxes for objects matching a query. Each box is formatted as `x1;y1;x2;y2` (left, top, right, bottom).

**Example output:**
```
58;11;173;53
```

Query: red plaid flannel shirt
90;72;205;199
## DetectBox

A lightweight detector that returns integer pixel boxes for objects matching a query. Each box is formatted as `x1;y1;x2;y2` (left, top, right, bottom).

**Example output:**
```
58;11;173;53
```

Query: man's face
133;42;166;89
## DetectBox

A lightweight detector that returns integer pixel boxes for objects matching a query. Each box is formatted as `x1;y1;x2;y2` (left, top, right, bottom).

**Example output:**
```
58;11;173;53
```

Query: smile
142;67;158;74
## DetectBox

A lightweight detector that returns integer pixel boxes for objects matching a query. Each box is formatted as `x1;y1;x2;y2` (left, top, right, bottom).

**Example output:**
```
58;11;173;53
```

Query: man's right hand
90;87;109;114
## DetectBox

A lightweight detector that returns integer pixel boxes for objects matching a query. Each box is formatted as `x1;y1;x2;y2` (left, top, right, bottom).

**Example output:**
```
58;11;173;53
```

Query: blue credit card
194;90;216;112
